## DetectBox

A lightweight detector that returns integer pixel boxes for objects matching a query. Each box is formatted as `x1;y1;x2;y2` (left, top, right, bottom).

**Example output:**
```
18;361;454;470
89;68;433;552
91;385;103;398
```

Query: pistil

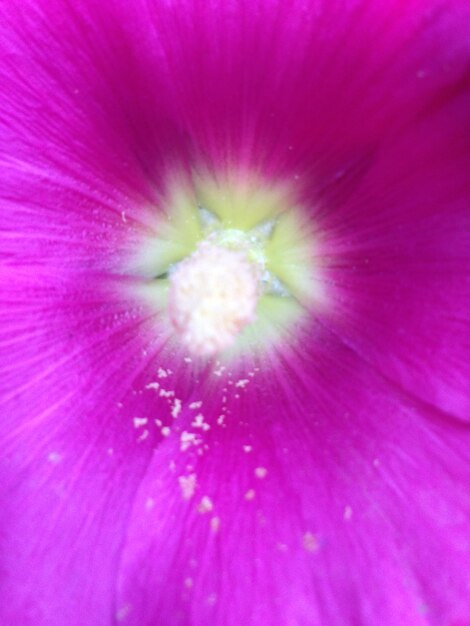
168;239;262;356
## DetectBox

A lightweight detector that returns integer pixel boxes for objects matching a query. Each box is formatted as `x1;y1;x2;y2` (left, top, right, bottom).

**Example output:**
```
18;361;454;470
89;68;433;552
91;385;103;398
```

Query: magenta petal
321;84;470;423
116;343;470;625
0;267;194;624
0;279;153;623
2;0;470;625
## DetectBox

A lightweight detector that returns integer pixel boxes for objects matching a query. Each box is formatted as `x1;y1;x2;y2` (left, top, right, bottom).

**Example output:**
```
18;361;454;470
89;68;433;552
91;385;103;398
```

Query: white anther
169;242;260;356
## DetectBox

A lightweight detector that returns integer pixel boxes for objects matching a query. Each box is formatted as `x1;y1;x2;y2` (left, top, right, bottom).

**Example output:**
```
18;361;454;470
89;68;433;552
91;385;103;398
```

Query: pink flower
1;1;470;624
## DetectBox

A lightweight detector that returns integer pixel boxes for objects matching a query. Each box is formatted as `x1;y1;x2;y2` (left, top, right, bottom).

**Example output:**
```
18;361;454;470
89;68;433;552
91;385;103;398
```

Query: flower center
134;173;326;361
168;237;262;357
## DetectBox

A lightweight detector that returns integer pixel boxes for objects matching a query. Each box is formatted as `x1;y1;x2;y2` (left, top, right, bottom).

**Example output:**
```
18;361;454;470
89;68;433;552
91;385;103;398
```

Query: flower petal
0;264;197;623
321;84;470;422
116;337;470;626
2;1;470;625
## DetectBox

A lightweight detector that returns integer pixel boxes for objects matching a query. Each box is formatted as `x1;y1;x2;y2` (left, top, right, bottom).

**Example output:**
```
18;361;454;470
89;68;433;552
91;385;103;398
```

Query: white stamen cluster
169;241;260;356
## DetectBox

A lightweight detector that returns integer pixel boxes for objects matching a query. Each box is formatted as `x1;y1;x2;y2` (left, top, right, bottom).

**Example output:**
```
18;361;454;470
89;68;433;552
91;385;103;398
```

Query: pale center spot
245;489;256;500
179;474;197;500
303;531;319;552
254;467;268;479
198;495;214;513
169;241;261;357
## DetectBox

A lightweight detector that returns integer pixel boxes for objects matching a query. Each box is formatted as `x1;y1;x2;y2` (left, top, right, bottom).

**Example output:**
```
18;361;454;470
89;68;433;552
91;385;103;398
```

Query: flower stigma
135;174;325;360
168;236;263;356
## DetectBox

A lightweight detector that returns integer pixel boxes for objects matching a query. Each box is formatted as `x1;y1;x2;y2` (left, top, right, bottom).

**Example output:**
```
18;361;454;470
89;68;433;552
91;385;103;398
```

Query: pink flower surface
1;1;470;624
